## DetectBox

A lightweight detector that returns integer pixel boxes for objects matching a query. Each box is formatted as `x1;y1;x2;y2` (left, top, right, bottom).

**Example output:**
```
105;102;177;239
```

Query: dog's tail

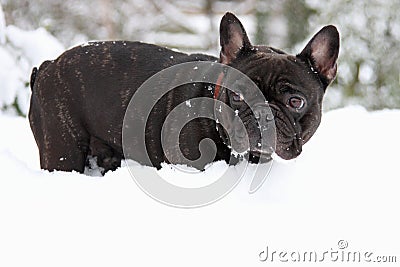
30;67;38;91
30;60;52;91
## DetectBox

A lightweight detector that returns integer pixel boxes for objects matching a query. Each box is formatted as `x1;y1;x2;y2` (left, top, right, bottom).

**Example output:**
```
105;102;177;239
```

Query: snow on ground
0;106;399;266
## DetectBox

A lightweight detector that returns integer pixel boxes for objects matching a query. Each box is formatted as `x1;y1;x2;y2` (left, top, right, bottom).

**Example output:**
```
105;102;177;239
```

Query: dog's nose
254;105;274;131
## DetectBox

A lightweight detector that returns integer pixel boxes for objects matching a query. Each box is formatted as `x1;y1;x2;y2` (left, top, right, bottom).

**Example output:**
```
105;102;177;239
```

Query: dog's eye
287;96;305;110
232;92;244;102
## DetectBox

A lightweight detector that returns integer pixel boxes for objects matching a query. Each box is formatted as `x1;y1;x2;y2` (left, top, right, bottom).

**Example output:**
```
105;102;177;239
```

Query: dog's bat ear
298;25;340;87
219;12;252;65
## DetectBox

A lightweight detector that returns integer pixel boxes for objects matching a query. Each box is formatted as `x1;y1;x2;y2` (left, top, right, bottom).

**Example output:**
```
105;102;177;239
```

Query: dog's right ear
219;12;252;65
298;25;340;87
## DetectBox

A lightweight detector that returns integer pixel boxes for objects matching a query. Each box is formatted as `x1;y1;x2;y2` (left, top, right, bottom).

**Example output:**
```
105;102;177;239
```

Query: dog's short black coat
29;12;339;174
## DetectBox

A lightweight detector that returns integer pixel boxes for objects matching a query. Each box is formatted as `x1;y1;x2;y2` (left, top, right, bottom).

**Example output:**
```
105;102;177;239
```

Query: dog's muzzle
215;102;276;158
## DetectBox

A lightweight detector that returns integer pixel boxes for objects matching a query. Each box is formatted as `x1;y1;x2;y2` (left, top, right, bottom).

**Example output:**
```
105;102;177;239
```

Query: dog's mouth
268;103;303;160
249;148;274;162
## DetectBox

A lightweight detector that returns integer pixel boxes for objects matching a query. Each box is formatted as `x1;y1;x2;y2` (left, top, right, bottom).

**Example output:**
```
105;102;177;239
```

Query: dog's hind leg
29;100;89;173
40;125;89;173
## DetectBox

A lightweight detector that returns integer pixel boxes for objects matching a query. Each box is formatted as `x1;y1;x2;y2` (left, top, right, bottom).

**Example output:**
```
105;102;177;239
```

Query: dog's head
214;12;339;161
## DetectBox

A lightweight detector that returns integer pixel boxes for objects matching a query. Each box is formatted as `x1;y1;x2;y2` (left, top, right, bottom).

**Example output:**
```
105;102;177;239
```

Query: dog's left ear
219;12;252;64
298;25;340;87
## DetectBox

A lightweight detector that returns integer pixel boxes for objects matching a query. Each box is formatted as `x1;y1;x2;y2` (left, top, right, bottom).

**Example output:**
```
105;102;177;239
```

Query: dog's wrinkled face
215;13;339;160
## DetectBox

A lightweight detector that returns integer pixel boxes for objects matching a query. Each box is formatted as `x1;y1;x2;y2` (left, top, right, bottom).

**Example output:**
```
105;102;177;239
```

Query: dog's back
29;41;217;173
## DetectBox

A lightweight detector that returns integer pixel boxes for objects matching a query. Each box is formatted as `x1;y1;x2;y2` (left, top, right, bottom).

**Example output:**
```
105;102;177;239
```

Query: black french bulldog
29;12;339;174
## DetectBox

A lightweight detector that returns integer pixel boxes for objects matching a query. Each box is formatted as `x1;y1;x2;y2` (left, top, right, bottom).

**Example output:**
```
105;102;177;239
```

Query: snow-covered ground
0;106;399;266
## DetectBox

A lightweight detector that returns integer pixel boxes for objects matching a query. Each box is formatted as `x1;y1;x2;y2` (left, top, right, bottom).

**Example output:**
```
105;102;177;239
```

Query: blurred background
1;0;399;116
